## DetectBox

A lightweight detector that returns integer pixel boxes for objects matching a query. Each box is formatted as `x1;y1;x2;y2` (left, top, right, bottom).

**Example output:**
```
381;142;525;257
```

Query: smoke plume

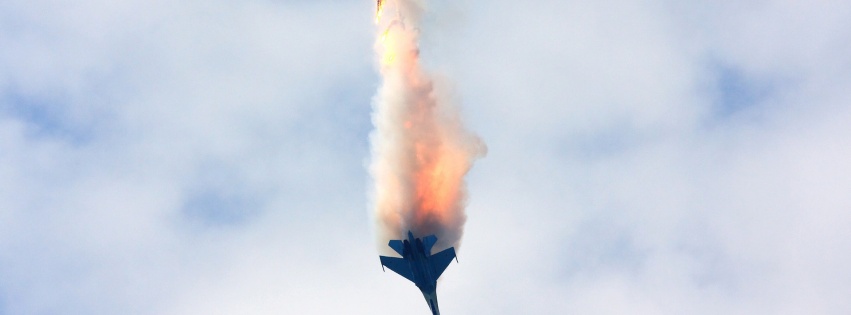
370;0;485;253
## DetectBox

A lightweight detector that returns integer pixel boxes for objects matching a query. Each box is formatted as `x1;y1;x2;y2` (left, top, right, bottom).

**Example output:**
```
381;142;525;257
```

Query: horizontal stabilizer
422;235;438;255
388;240;405;256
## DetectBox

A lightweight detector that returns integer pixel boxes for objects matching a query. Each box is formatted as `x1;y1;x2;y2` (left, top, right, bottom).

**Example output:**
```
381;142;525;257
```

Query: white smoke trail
369;0;486;253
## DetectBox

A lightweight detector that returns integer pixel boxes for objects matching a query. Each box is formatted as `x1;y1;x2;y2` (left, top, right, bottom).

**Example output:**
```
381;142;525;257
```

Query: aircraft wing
428;247;456;279
380;256;415;282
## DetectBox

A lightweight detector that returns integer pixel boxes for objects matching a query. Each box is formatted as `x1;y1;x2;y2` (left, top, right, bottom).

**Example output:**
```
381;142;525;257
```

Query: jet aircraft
380;231;457;315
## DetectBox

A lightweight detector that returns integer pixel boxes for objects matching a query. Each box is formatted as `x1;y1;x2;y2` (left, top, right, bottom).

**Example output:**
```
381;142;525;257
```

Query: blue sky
2;0;851;314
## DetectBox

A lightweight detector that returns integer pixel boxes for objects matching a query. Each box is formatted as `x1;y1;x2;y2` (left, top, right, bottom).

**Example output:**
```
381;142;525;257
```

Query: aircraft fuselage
379;231;457;315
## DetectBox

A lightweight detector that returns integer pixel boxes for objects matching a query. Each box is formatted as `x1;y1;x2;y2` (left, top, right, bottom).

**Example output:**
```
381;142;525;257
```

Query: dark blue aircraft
380;231;458;315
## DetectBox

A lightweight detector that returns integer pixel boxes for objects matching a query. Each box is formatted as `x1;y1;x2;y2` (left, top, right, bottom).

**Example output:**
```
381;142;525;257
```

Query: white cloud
1;0;850;314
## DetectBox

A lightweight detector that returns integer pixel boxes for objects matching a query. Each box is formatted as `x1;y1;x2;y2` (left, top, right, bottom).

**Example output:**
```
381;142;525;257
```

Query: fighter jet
380;231;458;315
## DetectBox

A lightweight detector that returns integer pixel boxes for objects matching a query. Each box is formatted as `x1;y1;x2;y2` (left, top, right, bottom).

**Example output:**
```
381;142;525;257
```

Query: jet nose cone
422;290;440;315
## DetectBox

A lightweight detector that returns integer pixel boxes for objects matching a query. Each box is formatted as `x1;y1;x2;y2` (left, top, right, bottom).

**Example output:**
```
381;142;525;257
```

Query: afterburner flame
370;0;485;252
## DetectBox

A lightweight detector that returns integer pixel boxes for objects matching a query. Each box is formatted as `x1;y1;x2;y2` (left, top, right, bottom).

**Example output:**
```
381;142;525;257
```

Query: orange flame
371;0;485;250
375;0;384;23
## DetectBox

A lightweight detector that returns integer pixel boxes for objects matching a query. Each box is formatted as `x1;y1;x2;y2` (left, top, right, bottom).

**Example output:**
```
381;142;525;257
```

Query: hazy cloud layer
1;0;850;314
